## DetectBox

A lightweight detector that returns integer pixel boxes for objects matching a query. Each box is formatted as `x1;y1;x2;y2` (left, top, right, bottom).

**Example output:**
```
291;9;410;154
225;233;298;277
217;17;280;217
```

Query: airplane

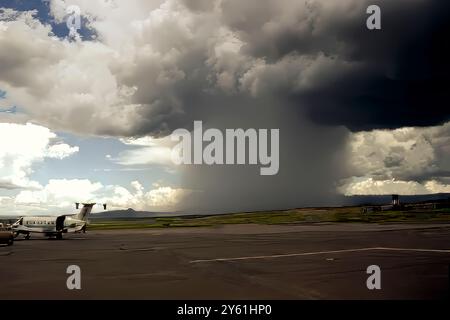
11;202;106;240
0;106;17;114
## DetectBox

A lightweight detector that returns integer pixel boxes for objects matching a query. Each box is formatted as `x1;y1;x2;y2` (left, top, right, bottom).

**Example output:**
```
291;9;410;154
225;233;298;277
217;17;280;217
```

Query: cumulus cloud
0;122;79;190
14;178;188;214
46;143;79;159
341;121;450;195
347;123;450;181
339;178;427;196
15;179;103;205
0;7;143;136
339;178;450;196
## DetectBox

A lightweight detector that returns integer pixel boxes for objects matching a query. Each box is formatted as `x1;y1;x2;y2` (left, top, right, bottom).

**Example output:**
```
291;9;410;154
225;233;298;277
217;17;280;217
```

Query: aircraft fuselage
12;215;86;237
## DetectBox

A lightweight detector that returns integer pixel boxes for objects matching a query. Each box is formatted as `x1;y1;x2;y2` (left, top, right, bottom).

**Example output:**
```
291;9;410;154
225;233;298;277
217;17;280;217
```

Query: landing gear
56;233;63;240
25;233;30;240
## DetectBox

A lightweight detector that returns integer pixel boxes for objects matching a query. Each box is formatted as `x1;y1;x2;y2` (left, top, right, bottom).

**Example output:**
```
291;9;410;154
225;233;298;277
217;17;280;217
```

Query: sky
0;0;449;215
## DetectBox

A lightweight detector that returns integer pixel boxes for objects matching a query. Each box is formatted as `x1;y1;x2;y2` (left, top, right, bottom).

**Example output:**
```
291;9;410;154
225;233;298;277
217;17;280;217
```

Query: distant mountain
90;208;179;219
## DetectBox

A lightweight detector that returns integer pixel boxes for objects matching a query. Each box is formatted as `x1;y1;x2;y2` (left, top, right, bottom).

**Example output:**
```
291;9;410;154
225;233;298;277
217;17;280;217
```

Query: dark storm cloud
214;0;450;131
122;0;450;137
290;0;450;131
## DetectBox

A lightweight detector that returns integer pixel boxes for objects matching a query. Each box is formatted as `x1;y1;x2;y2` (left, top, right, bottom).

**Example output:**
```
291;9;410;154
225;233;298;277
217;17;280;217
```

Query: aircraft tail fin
74;203;107;221
75;203;95;221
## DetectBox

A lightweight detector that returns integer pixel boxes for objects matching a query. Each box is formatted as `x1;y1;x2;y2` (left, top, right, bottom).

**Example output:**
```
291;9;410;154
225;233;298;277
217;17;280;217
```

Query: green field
88;207;450;230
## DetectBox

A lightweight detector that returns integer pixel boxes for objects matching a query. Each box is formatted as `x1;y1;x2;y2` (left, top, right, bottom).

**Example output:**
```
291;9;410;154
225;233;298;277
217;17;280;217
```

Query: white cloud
15;179;103;205
115;135;174;166
339;178;428;196
424;180;450;194
119;136;159;147
0;122;79;189
341;121;450;195
13;178;188;214
46;143;79;159
145;185;183;207
0;8;143;136
47;0;165;48
339;177;450;196
116;147;173;166
347;126;441;180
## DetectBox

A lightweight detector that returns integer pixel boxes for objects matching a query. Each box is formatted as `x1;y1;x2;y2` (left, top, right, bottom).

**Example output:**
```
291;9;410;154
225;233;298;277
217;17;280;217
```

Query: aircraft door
56;216;66;231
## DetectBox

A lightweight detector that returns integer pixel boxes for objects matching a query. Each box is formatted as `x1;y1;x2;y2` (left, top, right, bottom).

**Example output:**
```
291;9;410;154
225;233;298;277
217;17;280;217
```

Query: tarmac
0;223;449;299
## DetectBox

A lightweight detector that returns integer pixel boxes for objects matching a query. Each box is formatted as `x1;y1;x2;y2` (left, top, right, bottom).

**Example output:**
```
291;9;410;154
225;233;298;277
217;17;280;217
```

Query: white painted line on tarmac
375;247;450;254
189;247;450;263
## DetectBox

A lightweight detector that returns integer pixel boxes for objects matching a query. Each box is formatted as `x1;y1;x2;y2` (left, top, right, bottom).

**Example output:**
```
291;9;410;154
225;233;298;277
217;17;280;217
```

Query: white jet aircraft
11;203;106;240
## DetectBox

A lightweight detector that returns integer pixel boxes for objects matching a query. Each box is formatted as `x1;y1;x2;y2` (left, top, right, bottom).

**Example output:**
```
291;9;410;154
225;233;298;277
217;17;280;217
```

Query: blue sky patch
0;0;97;40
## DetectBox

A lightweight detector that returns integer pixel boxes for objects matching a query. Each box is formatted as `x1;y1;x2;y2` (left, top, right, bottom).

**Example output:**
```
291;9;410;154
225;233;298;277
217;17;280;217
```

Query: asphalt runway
0;223;449;299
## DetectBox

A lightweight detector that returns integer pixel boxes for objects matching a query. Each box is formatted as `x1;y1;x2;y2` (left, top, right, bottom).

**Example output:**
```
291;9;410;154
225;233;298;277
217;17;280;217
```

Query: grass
87;206;450;230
